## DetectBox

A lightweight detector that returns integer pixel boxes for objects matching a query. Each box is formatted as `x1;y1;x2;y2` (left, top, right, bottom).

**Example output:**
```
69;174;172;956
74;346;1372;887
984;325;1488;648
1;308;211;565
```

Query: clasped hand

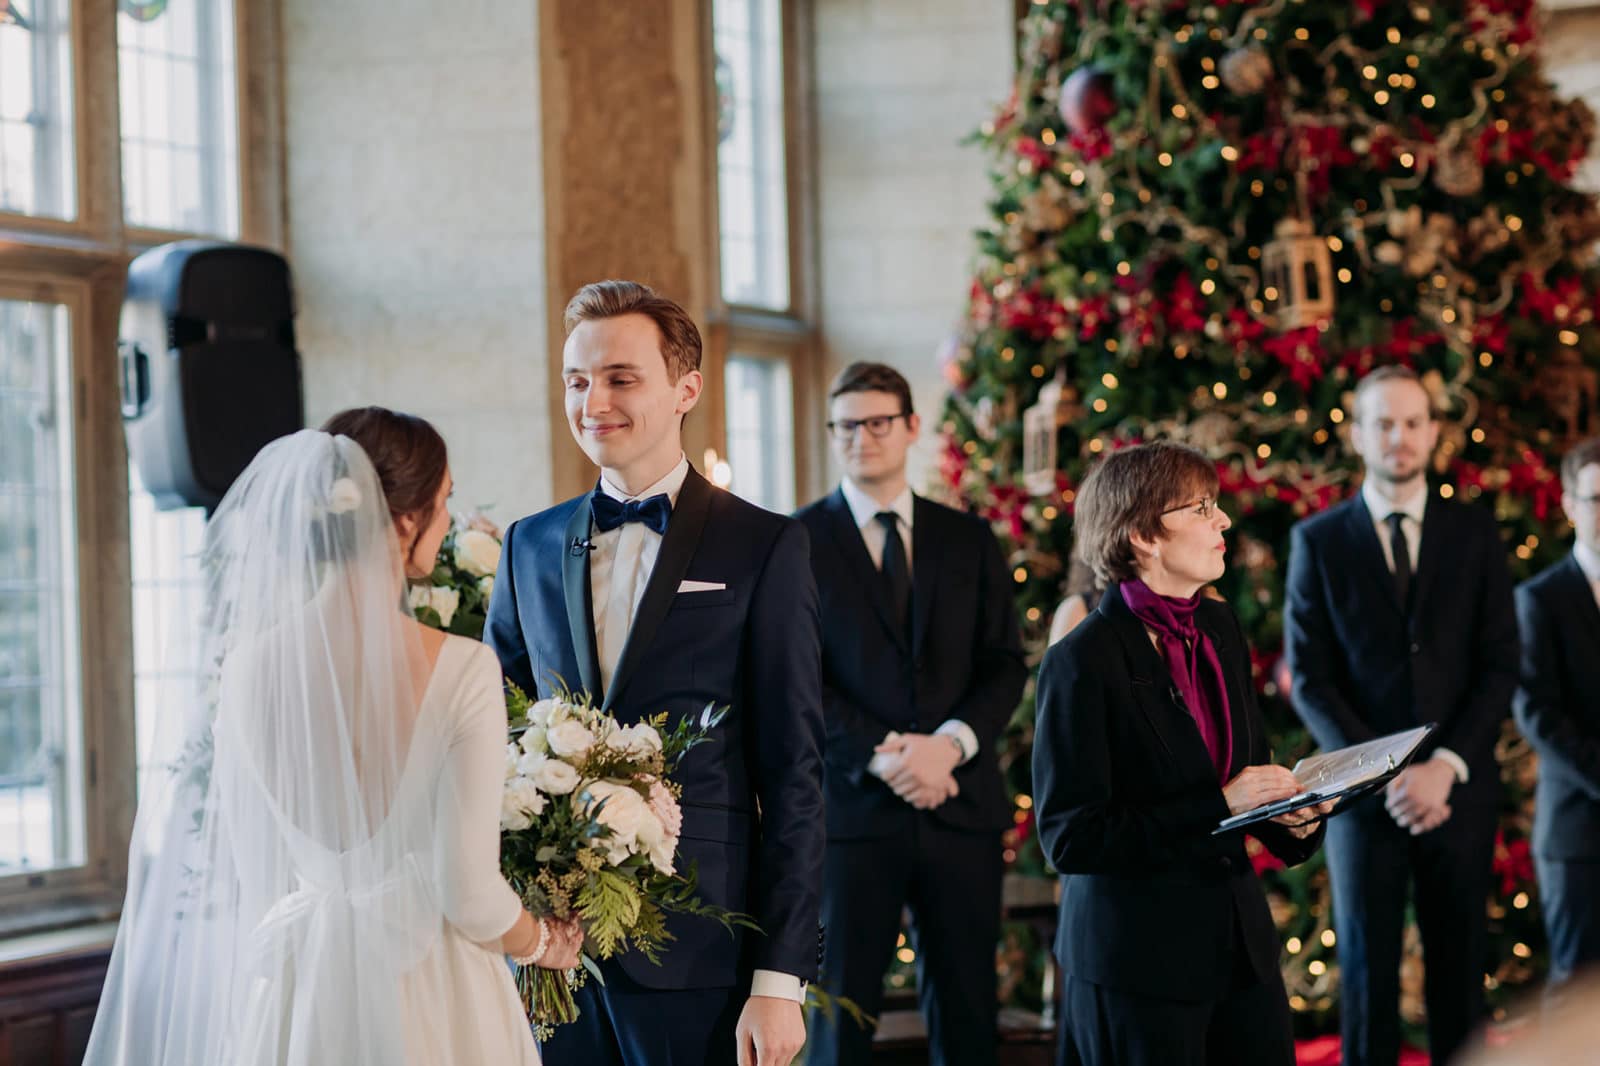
870;731;960;810
1384;758;1455;835
1221;764;1334;839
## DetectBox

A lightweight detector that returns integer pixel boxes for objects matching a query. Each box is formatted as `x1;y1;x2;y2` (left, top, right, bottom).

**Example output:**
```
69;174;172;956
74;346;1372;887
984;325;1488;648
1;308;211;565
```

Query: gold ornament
1433;138;1485;197
1022;370;1085;495
1536;348;1600;448
1220;46;1273;95
1262;218;1336;329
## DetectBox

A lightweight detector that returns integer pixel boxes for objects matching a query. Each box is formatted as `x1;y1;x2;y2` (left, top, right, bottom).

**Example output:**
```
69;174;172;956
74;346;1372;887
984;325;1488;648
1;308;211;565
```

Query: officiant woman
1033;441;1332;1066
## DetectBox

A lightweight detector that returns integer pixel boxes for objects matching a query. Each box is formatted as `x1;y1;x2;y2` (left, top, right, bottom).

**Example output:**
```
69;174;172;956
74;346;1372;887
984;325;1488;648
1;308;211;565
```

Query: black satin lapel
603;467;713;712
562;499;603;701
1348;495;1404;615
824;491;907;650
910;496;940;656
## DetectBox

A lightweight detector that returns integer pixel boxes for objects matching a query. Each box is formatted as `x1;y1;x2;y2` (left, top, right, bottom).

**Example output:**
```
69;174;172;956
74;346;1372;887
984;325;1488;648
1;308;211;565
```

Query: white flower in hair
328;477;362;514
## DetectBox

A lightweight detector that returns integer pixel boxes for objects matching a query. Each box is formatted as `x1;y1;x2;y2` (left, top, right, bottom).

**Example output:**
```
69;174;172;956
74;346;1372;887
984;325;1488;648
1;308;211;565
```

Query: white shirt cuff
1432;748;1470;784
935;720;979;765
750;969;805;1002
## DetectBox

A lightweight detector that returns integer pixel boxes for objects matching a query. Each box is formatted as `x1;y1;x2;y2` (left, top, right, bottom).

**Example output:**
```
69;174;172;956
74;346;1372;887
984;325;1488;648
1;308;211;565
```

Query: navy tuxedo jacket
1515;555;1600;860
1033;587;1323;1001
484;467;826;989
794;490;1026;839
1284;493;1517;792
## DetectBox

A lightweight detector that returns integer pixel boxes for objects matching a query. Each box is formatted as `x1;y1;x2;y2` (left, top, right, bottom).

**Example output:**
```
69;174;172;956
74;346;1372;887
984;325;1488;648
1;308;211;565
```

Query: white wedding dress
83;431;540;1066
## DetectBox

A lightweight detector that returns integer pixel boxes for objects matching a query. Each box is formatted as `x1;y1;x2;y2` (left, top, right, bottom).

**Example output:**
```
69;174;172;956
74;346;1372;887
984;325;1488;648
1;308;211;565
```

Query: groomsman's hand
736;995;806;1066
1385;758;1455;835
874;733;961;809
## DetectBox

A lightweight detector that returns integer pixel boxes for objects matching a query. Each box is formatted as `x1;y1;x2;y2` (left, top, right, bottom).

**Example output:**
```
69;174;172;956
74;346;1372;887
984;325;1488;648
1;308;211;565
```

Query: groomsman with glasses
796;362;1027;1066
1514;435;1600;997
1284;365;1517;1066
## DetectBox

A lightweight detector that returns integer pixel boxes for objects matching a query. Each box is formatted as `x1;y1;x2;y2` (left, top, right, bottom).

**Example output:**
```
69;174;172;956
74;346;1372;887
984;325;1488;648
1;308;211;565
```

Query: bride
85;409;579;1065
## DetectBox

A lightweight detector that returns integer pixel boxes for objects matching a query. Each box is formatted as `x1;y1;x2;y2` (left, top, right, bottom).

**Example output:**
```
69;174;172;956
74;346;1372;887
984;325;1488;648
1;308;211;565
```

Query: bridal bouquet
499;683;754;1037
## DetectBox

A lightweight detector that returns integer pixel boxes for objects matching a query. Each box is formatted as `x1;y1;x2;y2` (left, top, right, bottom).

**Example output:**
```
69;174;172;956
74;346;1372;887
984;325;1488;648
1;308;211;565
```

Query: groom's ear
674;368;704;415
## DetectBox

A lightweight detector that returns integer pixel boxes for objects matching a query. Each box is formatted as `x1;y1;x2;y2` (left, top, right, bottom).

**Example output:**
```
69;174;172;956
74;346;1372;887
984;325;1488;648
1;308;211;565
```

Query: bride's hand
537;917;585;971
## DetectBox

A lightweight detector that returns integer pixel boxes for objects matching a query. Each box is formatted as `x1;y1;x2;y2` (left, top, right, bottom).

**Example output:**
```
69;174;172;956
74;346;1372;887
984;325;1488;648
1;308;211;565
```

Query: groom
486;280;825;1066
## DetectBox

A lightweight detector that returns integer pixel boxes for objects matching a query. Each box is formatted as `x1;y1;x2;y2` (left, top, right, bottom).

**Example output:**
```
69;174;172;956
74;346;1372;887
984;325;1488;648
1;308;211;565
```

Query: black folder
1213;723;1436;835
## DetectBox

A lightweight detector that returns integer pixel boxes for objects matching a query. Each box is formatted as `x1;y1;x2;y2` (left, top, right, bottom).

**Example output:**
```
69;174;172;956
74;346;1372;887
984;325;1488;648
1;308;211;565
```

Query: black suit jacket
1033;587;1323;1002
1515;555;1600;860
795;490;1027;839
485;467;826;988
1284;494;1517;793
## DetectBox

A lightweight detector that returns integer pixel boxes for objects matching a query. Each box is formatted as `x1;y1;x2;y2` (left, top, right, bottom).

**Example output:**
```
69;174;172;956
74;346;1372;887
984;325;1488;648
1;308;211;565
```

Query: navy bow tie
591;490;672;535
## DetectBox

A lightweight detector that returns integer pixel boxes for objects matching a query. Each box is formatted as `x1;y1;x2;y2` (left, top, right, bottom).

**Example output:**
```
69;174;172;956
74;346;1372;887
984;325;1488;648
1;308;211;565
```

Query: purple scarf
1119;579;1233;779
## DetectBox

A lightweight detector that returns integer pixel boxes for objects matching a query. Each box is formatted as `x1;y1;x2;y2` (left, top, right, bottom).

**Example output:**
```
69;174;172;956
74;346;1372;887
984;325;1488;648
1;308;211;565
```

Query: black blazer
1283;494;1517;791
1033;587;1322;1002
795;490;1027;839
485;467;826;988
1515;555;1600;860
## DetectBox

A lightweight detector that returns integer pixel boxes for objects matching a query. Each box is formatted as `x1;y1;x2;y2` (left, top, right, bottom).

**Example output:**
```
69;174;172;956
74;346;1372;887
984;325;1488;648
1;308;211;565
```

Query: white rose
454;529;502;578
501;776;546;829
519;725;548;756
527;698;562;728
626;724;663;758
531;758;581;796
407;585;433;614
429;586;460;628
546;720;596;758
516;751;547;778
580;782;646;846
633;806;675;875
505;742;521;780
605;724;664;759
328;477;362;514
479;575;495;601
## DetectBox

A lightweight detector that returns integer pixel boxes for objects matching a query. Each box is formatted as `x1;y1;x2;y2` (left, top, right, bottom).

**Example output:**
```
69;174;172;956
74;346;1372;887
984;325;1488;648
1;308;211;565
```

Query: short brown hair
828;361;914;415
1074;441;1219;585
1353;364;1434;423
563;280;702;381
1562;436;1600;492
321;406;448;562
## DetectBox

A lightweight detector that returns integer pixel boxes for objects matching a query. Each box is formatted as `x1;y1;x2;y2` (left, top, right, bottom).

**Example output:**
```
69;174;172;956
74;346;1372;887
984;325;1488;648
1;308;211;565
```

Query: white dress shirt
590;456;803;1003
1359;479;1469;784
1574;541;1600;611
839;479;979;766
591;456;692;694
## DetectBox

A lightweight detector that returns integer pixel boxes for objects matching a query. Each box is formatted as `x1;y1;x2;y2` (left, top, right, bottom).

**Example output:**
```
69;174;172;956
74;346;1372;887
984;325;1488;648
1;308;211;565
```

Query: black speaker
120;240;304;511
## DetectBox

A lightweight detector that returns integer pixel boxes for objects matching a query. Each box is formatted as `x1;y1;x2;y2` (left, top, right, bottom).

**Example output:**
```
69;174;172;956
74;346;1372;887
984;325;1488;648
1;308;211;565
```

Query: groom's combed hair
563;280;703;382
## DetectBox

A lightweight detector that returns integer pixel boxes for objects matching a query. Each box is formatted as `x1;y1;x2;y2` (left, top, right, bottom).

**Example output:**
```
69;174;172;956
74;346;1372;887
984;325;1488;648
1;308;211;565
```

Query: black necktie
1386;511;1412;608
591;490;672;535
876;511;911;637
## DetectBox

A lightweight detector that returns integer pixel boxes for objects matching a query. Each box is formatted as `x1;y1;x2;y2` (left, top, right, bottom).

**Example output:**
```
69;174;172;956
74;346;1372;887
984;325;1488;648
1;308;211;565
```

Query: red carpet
1295;1036;1430;1065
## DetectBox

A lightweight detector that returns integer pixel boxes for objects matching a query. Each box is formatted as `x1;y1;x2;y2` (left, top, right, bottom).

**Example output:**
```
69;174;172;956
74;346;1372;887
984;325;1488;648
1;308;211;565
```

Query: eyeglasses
826;413;910;440
1161;496;1218;520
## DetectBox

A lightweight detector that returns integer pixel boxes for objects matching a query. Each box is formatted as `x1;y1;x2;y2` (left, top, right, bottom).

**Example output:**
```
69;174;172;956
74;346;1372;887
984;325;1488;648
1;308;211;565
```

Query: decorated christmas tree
940;0;1599;1036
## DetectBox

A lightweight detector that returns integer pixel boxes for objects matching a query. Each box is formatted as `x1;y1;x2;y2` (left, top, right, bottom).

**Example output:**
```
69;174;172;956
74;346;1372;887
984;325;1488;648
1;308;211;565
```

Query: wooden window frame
0;0;283;940
704;0;826;506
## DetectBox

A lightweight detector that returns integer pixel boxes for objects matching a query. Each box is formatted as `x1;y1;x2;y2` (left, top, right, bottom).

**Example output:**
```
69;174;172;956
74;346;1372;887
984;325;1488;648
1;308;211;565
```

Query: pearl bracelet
510;918;550;967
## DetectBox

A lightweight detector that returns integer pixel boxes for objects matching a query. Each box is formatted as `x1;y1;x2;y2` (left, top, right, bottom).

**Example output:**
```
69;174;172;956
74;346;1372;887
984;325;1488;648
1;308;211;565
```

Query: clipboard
1213;723;1436;835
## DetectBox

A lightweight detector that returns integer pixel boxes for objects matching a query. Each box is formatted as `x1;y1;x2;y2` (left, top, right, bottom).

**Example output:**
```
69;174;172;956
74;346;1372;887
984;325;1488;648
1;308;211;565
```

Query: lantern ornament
1022;371;1085;496
1261;218;1335;330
